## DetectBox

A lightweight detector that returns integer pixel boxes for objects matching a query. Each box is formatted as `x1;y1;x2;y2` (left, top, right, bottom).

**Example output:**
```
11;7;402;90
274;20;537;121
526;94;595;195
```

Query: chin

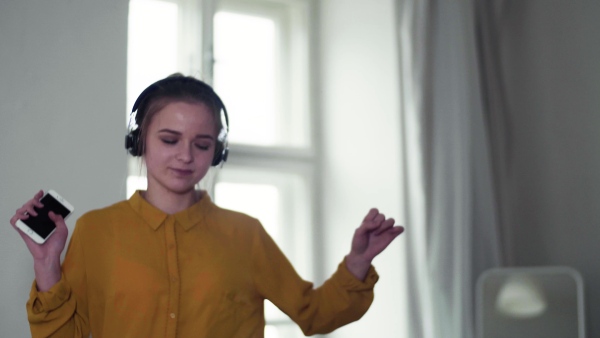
165;181;199;195
178;183;201;193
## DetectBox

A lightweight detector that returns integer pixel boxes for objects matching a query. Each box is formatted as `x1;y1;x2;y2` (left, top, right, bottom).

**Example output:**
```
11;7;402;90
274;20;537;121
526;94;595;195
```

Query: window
127;1;317;337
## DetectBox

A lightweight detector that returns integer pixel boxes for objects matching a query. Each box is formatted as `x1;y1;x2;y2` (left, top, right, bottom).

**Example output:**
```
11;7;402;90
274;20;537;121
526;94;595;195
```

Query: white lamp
495;274;547;319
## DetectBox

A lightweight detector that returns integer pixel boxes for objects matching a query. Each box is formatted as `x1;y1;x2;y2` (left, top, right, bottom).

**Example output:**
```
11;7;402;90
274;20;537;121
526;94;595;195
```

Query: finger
358;212;386;236
376;226;405;248
359;219;382;235
48;212;65;235
9;214;25;227
32;199;44;209
378;226;405;252
386;226;405;243
12;206;32;223
20;203;39;217
10;213;35;245
15;206;28;216
389;225;405;236
28;190;45;211
374;218;396;235
12;223;33;242
48;211;67;230
373;213;385;225
33;190;44;201
362;208;379;223
48;211;62;223
9;190;44;227
19;197;42;216
382;226;404;243
20;190;44;207
10;207;36;230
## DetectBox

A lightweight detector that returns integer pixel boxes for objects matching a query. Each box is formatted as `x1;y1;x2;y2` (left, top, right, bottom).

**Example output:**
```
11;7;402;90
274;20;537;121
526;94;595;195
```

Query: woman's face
143;101;217;197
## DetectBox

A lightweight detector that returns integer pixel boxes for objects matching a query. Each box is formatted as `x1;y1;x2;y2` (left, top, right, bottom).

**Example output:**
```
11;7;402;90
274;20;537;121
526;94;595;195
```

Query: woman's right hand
10;190;69;291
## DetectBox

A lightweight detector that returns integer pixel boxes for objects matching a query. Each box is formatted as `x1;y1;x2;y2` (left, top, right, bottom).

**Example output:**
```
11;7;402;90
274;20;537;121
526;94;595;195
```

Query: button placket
164;217;180;336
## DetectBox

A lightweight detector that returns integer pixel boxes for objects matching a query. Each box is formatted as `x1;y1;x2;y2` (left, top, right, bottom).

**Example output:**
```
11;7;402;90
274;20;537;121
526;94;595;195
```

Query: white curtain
397;0;504;337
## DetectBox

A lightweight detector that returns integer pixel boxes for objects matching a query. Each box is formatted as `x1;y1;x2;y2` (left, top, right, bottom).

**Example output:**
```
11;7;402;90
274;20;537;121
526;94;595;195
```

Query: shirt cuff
333;259;379;291
28;274;71;314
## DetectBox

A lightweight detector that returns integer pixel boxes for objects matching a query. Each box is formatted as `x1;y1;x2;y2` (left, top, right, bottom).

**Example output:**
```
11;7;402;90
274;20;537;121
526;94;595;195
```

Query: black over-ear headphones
125;75;229;166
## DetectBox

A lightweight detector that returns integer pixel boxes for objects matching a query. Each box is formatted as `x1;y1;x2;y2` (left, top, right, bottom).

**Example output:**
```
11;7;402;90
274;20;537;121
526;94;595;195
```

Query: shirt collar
128;190;214;231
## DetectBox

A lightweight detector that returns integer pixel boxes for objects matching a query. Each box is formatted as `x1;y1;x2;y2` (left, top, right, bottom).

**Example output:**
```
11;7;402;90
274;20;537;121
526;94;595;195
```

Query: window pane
265;323;304;338
127;0;179;117
214;12;278;146
214;181;280;238
126;175;147;198
264;325;279;338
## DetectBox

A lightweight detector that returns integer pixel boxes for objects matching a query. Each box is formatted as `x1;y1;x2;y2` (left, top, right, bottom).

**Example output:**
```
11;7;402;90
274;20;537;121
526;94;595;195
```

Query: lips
170;168;194;176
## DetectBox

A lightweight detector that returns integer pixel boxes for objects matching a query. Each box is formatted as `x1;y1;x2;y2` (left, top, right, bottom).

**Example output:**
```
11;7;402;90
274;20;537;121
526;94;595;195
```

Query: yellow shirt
27;191;379;337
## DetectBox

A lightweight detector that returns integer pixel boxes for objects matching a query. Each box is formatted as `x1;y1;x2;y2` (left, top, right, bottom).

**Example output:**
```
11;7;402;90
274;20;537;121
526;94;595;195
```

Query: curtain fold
397;0;505;337
474;0;513;266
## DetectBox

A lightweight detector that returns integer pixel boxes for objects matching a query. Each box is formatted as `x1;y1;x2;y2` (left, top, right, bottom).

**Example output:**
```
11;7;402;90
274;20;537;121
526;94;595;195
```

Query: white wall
318;1;407;337
0;0;128;336
499;1;600;337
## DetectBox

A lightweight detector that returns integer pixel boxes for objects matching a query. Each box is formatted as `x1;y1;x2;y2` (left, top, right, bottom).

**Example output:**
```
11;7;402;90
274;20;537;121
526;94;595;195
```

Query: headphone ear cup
212;141;224;166
125;129;142;156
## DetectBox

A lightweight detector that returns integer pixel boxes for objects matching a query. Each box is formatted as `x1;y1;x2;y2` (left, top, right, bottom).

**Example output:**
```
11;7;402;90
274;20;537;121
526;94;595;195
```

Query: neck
142;188;201;215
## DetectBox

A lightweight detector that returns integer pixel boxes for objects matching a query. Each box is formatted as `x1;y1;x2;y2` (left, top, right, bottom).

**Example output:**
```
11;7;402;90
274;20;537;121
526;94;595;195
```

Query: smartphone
15;190;74;244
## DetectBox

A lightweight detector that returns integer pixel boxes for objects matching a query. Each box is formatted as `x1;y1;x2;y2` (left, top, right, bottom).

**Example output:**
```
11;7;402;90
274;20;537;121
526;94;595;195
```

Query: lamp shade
495;274;547;319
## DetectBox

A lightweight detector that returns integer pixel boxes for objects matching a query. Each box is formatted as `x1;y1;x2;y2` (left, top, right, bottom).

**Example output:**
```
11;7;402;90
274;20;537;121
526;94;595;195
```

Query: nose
177;143;193;163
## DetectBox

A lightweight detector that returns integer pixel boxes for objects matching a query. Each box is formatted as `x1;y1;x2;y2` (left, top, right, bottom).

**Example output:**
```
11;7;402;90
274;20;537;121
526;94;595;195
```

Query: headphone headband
131;77;230;130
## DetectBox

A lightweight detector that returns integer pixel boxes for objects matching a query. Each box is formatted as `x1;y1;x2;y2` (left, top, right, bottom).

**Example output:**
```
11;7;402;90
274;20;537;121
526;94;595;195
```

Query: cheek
194;151;214;169
143;140;169;167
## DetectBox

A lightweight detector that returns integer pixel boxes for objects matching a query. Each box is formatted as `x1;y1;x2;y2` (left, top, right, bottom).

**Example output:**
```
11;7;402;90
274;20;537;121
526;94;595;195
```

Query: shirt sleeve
250;221;379;335
26;222;90;338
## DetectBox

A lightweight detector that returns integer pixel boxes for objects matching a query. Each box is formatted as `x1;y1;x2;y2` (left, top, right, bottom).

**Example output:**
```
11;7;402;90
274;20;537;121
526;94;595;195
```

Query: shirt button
171;277;178;282
170;313;176;319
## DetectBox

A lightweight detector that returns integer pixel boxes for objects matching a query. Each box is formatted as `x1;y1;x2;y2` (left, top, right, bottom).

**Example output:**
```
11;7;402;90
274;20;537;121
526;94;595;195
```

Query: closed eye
195;144;210;151
161;138;177;145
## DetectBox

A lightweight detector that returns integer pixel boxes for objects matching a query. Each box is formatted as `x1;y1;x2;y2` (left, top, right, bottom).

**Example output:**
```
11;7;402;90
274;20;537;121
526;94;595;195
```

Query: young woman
10;74;404;338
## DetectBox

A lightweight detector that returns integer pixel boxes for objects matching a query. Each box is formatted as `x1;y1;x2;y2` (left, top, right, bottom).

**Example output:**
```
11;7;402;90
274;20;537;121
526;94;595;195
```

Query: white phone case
16;190;74;244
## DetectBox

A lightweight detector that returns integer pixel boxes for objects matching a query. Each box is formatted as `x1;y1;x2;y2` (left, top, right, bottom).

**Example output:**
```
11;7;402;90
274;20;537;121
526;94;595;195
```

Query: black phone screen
22;194;71;239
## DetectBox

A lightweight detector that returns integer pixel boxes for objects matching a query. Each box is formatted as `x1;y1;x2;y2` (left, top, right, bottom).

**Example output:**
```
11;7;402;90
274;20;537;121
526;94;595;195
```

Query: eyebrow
157;129;215;140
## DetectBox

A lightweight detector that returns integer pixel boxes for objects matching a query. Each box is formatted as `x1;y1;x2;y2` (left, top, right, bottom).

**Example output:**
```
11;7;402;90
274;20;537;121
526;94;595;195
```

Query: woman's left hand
345;208;404;280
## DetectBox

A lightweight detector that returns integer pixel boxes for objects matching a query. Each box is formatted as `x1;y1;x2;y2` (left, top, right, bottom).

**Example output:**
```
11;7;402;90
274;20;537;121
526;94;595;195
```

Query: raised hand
9;190;69;291
345;208;404;281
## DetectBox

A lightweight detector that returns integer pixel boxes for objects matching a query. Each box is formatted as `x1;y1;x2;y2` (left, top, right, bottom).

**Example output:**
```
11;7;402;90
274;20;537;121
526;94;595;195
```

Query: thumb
48;211;65;227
